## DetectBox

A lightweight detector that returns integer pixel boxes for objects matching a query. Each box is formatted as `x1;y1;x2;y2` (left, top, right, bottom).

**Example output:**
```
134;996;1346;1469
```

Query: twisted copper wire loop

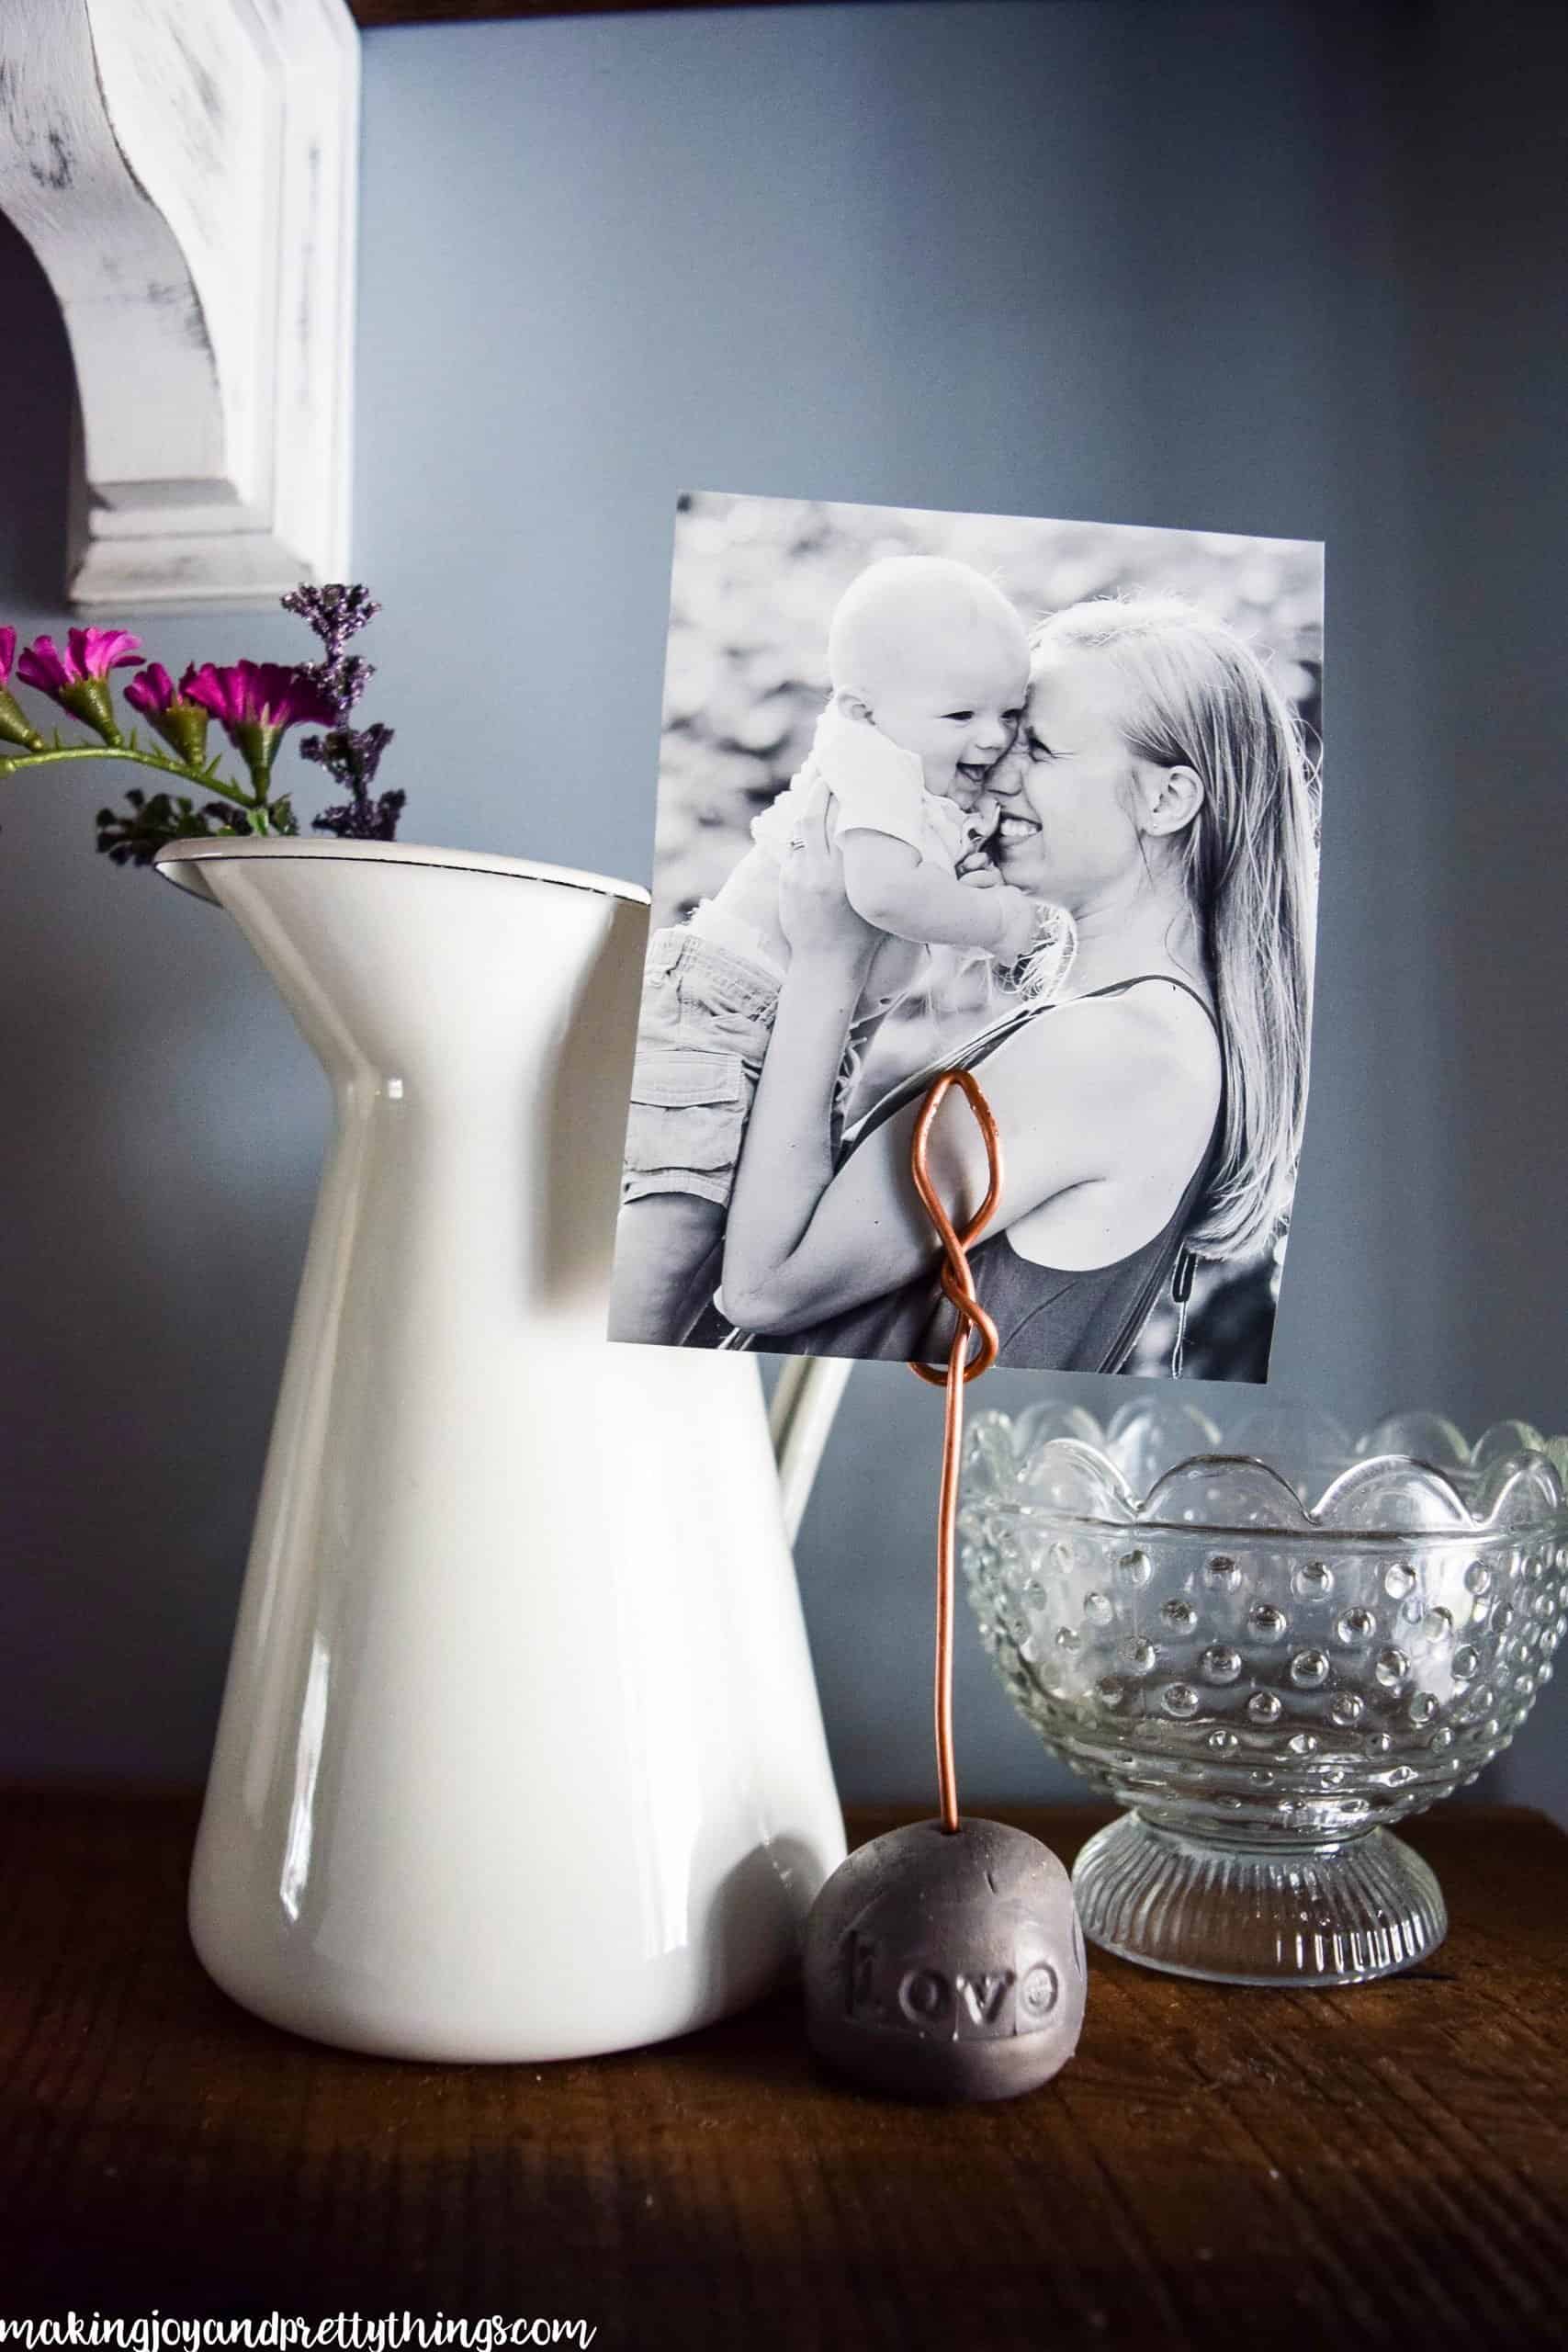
906;1069;1003;1835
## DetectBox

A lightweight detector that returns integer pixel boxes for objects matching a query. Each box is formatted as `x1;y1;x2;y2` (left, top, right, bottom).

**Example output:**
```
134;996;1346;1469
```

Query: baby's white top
750;706;971;869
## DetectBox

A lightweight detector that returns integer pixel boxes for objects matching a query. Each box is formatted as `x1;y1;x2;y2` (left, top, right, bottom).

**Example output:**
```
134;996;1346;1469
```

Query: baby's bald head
828;557;1026;707
825;557;1029;797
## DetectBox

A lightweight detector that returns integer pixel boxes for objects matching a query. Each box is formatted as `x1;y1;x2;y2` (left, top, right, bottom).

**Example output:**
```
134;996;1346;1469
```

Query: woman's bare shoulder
978;978;1221;1151
987;976;1214;1067
1089;975;1221;1066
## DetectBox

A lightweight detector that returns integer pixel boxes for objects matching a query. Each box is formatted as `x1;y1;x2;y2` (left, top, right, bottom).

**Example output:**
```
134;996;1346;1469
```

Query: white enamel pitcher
155;839;850;2063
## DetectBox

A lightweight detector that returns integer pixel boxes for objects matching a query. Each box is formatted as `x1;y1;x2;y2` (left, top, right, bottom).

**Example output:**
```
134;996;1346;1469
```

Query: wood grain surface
350;3;830;25
2;1793;1566;2345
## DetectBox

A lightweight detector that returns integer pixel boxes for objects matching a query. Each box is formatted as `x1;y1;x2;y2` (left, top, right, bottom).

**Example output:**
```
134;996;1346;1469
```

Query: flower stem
0;742;251;806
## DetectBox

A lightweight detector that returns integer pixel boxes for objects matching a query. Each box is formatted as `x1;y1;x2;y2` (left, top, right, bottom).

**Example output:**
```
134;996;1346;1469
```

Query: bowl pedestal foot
1073;1813;1448;1986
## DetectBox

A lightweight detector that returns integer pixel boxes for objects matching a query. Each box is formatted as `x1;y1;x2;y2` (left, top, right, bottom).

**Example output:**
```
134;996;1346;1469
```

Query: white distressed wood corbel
0;0;358;610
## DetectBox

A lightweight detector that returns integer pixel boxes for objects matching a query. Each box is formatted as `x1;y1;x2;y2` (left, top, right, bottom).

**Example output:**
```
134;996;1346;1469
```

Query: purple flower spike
0;628;15;689
281;581;399;841
126;662;210;770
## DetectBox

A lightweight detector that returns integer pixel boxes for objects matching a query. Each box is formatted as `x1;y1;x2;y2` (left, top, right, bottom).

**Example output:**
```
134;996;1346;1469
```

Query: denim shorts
621;927;780;1208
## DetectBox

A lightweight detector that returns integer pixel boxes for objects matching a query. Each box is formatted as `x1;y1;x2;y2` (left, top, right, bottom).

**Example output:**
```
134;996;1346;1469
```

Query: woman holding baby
716;594;1317;1374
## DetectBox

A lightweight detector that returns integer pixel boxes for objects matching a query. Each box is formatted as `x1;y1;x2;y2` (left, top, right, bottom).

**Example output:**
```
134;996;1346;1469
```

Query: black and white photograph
609;492;1323;1382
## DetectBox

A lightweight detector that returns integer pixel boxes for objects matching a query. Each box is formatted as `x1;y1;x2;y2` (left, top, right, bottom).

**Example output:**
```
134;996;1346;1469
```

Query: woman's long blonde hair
1032;595;1319;1261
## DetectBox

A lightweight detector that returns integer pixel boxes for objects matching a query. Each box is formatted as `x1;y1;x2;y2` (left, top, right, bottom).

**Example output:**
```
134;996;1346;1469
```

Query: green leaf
95;788;237;868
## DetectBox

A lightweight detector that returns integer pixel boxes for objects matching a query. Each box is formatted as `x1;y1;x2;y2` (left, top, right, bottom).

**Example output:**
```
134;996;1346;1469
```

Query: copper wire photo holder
907;1069;1003;1835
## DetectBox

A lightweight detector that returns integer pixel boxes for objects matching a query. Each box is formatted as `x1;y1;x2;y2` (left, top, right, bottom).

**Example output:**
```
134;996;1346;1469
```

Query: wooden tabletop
3;1794;1566;2346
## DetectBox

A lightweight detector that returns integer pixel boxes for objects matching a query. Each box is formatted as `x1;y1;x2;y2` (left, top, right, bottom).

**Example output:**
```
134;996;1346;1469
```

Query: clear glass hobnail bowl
961;1397;1568;1986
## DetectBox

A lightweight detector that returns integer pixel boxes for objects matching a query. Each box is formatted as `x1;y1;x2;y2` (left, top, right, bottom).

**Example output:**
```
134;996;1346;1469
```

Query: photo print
608;492;1323;1383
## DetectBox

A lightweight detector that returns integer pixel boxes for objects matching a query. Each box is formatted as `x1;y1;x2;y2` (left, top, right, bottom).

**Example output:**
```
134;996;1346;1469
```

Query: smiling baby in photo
611;555;1039;1346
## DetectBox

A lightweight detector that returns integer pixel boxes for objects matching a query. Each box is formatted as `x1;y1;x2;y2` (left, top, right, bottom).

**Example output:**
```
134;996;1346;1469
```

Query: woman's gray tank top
753;976;1223;1375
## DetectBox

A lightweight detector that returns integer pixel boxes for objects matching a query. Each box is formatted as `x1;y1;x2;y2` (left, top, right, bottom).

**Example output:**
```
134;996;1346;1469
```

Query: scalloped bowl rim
966;1418;1568;1544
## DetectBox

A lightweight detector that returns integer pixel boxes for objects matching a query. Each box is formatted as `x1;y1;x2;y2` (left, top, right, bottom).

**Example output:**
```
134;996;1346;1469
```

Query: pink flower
17;628;142;695
124;662;175;718
15;627;142;744
75;626;142;677
0;626;44;753
17;638;72;696
180;660;333;783
125;663;210;769
182;661;333;733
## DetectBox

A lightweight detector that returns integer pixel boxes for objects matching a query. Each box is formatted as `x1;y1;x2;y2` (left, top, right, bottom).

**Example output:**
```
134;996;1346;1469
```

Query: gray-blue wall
2;1;1565;1815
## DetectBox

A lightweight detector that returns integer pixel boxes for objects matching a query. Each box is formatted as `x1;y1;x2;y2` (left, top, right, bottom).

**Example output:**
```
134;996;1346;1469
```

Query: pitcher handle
770;1356;853;1545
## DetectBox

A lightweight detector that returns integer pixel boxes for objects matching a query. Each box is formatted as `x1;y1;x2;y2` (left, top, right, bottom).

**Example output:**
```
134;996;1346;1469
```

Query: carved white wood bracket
0;0;358;610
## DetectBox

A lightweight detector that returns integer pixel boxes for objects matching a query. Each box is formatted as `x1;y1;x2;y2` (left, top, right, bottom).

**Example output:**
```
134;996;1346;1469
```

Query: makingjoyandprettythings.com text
0;2321;597;2352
